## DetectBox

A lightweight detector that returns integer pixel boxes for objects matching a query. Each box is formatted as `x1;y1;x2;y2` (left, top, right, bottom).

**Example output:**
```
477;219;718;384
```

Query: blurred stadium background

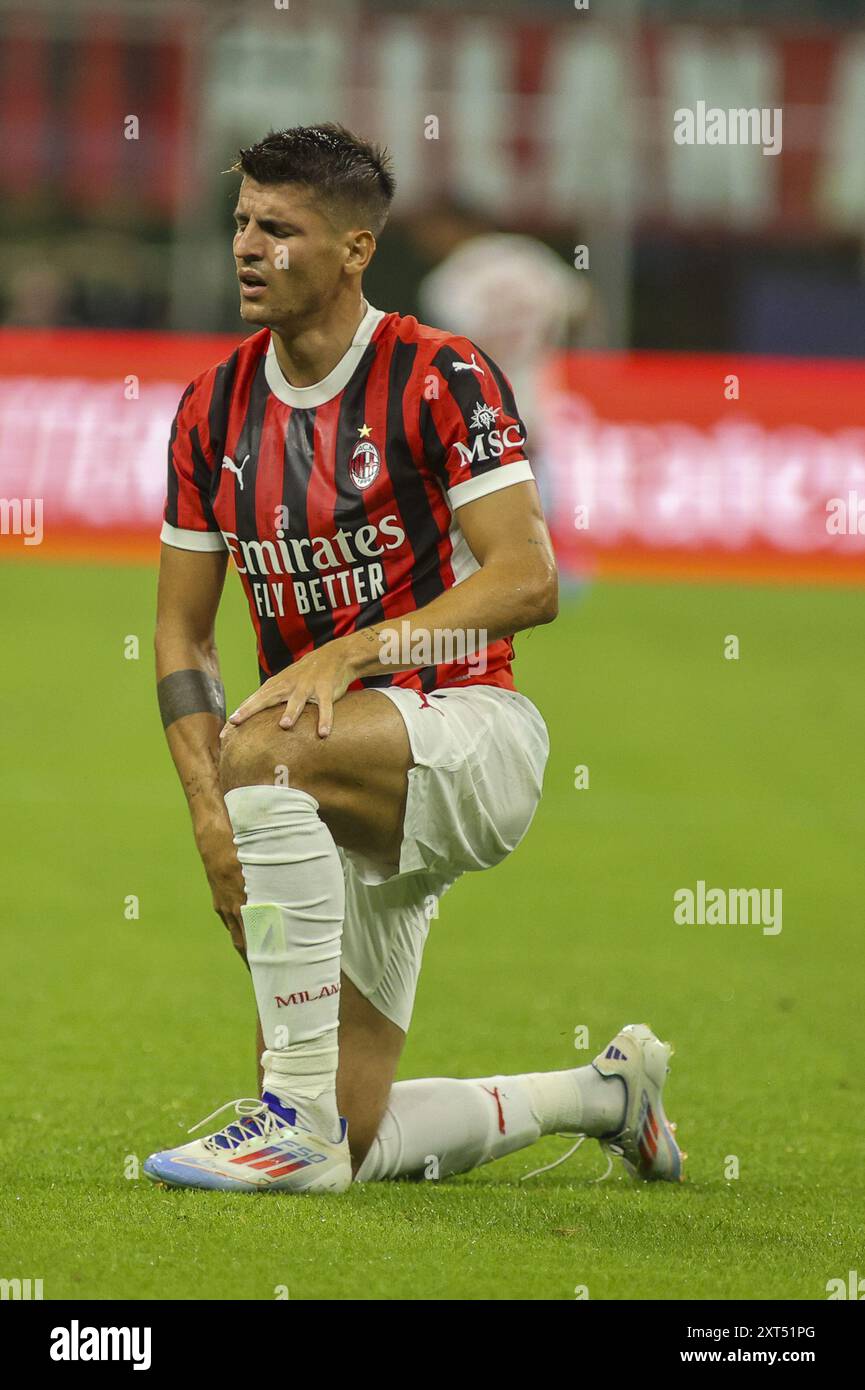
1;0;864;576
2;0;865;1302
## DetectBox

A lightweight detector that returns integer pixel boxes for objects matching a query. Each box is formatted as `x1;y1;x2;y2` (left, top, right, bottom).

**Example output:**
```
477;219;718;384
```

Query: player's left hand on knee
226;639;358;738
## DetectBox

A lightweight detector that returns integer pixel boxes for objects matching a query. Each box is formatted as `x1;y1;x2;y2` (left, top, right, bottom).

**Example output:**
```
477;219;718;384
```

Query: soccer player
146;125;683;1192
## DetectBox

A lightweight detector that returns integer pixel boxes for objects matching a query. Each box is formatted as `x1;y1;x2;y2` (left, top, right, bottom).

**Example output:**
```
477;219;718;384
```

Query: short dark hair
232;124;396;236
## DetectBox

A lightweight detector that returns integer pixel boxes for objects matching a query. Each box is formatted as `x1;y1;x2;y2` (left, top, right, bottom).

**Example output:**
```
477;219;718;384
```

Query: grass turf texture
1;560;863;1301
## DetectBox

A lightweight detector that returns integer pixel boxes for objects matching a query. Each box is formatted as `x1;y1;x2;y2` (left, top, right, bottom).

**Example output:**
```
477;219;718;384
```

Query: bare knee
219;709;318;796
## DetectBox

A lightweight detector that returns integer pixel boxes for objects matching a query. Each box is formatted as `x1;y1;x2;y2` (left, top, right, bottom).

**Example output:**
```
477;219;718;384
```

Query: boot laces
520;1134;624;1184
186;1098;290;1155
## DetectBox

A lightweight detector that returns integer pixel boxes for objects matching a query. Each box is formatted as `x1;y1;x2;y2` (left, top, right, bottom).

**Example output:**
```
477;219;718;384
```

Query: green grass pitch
1;560;863;1300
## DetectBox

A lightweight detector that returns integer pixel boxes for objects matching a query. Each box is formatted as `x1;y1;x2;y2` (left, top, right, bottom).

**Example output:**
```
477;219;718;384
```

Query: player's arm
350;478;557;671
155;543;247;958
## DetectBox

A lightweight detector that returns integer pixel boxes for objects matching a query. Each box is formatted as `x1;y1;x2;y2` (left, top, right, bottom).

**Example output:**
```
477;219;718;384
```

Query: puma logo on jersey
222;454;250;489
452;353;484;377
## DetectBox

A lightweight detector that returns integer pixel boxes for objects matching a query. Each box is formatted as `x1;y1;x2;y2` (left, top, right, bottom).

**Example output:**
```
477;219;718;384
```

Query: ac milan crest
349;439;381;490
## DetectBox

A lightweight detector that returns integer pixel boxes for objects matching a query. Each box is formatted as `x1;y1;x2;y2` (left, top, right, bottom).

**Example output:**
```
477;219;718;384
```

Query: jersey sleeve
417;340;534;510
160;378;227;552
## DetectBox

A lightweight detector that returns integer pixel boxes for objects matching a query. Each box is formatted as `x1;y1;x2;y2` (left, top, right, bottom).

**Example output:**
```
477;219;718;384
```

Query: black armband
157;669;227;730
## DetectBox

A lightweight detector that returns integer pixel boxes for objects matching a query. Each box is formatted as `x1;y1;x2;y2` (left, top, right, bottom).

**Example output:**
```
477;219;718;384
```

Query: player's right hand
194;819;248;963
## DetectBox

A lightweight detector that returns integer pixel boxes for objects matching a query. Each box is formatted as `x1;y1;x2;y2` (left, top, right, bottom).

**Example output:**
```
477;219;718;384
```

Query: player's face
232;178;352;328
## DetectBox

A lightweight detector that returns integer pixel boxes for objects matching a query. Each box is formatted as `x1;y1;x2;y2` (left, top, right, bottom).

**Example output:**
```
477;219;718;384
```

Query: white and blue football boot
144;1092;351;1193
592;1023;685;1182
522;1022;685;1184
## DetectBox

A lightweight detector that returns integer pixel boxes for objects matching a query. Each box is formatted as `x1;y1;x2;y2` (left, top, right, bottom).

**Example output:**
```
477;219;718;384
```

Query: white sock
355;1067;626;1182
355;1075;540;1181
225;785;345;1143
527;1065;626;1138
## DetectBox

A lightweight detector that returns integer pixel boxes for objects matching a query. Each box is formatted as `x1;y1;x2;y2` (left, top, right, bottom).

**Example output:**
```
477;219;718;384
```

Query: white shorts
339;684;549;1032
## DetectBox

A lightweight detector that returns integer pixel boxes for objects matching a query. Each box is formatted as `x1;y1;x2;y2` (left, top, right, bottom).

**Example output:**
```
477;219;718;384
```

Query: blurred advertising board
1;329;863;583
543;351;865;583
0;330;239;562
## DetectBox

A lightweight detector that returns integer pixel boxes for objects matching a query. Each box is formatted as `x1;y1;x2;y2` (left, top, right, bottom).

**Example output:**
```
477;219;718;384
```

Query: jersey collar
264;300;386;408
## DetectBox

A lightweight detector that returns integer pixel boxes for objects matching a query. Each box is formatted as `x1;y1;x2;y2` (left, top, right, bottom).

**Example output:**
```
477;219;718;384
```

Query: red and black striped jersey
161;302;534;693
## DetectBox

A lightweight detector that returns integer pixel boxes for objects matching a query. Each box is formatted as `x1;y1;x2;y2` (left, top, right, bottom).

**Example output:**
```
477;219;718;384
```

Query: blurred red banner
543;350;865;584
0;328;243;563
0;328;863;582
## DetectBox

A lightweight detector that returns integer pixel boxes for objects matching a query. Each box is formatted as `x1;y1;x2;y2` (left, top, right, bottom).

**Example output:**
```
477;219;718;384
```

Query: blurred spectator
412;200;595;439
